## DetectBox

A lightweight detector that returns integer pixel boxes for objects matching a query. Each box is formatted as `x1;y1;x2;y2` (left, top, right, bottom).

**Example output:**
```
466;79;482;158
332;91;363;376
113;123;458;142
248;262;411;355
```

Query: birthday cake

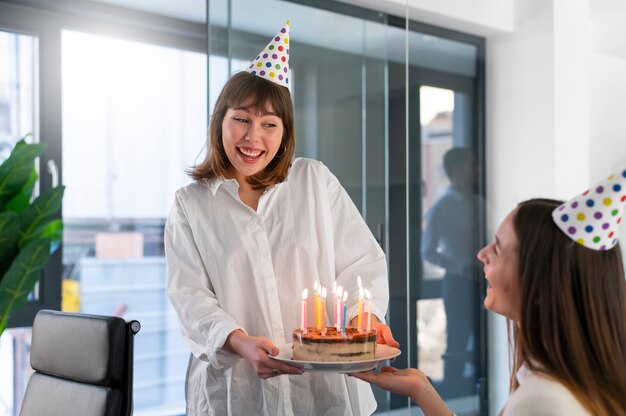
292;327;376;362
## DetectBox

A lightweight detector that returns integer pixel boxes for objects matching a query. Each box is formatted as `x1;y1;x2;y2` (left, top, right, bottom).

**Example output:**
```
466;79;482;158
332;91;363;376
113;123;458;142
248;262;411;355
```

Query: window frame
0;0;207;329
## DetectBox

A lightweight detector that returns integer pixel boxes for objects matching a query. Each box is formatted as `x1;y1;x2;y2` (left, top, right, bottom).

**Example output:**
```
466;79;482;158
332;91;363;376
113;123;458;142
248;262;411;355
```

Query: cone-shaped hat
552;168;626;250
245;20;290;88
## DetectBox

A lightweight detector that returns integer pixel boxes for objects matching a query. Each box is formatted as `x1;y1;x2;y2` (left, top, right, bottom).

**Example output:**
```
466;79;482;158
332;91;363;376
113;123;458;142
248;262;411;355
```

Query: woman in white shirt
353;190;626;415
165;21;398;416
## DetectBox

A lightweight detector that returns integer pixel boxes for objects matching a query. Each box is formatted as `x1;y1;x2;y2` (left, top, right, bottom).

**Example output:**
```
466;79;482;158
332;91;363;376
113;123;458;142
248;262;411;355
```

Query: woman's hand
351;367;424;400
224;330;303;379
351;314;400;348
371;320;400;348
350;367;452;416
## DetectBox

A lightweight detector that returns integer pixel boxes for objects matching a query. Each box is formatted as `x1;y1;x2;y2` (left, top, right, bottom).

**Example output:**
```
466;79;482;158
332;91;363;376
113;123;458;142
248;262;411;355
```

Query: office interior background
0;0;625;415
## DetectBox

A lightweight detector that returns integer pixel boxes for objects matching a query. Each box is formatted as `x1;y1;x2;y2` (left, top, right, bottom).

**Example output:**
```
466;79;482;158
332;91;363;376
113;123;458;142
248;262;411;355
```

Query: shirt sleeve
421;199;457;271
165;190;245;370
321;162;389;324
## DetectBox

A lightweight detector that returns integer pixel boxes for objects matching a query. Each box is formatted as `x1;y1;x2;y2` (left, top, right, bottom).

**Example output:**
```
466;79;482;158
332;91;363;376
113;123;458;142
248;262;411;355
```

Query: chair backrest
20;309;141;416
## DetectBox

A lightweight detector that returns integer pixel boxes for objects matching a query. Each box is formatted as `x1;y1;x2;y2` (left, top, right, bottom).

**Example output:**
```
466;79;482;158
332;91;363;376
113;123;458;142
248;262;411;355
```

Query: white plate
269;343;401;373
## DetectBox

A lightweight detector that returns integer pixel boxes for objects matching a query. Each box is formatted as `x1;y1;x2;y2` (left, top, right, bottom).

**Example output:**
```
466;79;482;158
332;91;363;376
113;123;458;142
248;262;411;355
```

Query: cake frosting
293;327;376;362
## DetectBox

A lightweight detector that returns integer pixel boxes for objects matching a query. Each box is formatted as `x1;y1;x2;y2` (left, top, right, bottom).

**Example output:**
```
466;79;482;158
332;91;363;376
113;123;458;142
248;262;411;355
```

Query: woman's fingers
372;323;400;348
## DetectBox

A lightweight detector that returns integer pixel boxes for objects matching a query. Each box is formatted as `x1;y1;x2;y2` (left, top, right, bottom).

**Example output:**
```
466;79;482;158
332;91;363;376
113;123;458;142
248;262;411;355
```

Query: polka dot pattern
246;20;290;88
552;168;626;250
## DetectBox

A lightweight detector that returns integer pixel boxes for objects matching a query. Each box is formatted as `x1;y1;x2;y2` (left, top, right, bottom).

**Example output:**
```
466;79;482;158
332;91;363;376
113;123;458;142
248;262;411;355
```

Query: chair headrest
30;310;127;386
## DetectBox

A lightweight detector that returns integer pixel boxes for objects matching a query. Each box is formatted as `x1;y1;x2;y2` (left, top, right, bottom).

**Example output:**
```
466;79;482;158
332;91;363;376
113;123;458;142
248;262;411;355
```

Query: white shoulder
503;374;589;416
289;158;332;182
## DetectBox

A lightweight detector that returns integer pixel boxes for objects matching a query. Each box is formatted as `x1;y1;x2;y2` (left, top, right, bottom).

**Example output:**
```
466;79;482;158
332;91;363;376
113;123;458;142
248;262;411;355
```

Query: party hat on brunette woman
245;20;290;88
552;168;626;250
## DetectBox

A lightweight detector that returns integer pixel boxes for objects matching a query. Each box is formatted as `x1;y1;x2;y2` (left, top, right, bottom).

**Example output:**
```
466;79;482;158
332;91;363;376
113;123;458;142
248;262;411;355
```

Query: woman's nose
477;246;488;264
245;122;262;142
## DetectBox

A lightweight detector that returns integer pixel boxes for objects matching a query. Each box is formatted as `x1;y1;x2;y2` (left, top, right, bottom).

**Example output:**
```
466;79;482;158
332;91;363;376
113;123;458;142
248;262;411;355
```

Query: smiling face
477;209;521;321
221;102;284;186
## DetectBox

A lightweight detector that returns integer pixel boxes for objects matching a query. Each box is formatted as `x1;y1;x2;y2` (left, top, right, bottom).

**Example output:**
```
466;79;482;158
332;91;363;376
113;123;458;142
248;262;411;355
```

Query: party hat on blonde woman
552;168;626;250
245;20;290;88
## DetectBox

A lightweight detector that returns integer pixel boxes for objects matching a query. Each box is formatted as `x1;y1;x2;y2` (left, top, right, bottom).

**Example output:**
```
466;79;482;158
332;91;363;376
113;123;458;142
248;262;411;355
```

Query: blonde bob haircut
189;71;295;189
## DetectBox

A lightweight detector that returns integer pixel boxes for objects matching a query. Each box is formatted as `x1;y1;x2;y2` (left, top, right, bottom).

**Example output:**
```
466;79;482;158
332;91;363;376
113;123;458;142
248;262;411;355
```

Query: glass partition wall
209;1;486;413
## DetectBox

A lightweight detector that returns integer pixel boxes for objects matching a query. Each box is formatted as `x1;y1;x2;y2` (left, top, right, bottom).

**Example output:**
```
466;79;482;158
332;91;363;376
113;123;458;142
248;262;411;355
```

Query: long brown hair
510;198;626;415
188;71;295;189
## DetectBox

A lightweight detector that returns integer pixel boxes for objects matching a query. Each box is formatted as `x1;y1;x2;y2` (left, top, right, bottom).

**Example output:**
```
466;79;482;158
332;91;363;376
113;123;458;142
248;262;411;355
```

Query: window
61;30;207;414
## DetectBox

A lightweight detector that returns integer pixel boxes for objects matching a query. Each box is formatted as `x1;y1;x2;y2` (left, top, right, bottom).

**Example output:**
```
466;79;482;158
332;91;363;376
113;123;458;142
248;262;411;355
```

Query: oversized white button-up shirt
165;158;389;415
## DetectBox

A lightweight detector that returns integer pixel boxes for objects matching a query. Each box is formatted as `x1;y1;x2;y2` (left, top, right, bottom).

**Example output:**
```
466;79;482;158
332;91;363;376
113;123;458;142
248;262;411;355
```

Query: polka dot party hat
245;20;290;88
552;168;626;250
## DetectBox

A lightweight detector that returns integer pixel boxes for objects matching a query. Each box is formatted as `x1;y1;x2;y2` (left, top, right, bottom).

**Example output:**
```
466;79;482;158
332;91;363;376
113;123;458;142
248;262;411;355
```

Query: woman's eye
264;123;277;128
234;117;248;123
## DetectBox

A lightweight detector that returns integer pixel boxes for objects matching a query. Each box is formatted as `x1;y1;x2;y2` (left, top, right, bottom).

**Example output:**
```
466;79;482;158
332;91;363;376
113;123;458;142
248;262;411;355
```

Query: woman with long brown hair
352;171;626;415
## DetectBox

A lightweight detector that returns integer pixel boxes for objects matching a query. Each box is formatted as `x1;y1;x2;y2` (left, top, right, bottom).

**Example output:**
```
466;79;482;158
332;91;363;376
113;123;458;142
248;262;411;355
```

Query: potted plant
0;135;64;335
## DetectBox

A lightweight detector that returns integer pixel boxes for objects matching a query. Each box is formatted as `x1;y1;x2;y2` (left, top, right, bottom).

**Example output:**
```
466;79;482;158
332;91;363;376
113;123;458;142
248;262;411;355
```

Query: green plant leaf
29;219;63;254
5;167;38;214
0;212;20;282
19;185;65;248
0;238;51;334
0;139;47;211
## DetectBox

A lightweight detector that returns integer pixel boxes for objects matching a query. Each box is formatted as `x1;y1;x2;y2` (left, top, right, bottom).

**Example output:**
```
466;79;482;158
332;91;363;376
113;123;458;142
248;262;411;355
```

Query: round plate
269;343;401;373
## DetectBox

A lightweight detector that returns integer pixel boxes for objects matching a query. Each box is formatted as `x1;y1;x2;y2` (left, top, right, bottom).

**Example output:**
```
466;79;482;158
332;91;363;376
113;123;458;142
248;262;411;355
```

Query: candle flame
314;281;319;291
337;286;343;297
321;287;327;298
359;286;364;298
357;275;362;287
343;291;348;301
364;288;371;299
302;288;308;299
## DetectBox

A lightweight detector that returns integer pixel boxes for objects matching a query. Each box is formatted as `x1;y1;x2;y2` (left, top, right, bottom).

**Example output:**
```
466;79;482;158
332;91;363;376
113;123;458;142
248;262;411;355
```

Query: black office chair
20;309;141;416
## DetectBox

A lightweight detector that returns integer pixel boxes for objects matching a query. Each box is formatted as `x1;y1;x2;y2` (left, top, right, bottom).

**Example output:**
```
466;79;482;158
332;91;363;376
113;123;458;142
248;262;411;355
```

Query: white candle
365;289;372;332
301;289;308;334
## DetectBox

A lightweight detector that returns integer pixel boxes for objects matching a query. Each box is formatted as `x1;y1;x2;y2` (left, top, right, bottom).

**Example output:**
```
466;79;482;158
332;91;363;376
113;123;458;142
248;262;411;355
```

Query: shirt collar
205;175;289;196
206;177;238;196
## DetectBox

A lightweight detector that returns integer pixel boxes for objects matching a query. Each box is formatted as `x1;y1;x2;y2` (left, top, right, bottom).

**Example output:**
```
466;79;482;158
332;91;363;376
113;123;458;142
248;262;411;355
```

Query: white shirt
499;364;590;416
165;158;389;415
421;187;483;274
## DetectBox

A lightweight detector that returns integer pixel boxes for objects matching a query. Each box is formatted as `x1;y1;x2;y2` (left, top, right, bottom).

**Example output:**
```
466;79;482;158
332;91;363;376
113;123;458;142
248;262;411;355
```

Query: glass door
387;42;486;413
418;82;484;408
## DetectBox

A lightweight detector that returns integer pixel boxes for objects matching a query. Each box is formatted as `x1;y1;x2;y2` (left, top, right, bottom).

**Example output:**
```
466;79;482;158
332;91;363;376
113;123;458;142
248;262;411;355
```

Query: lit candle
314;281;319;330
332;283;337;329
358;286;364;333
365;288;372;332
342;290;348;336
321;287;327;336
301;289;308;334
316;285;322;331
336;286;343;330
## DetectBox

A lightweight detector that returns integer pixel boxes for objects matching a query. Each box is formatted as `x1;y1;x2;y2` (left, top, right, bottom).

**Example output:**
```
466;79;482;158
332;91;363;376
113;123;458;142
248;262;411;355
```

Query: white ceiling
90;0;626;61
